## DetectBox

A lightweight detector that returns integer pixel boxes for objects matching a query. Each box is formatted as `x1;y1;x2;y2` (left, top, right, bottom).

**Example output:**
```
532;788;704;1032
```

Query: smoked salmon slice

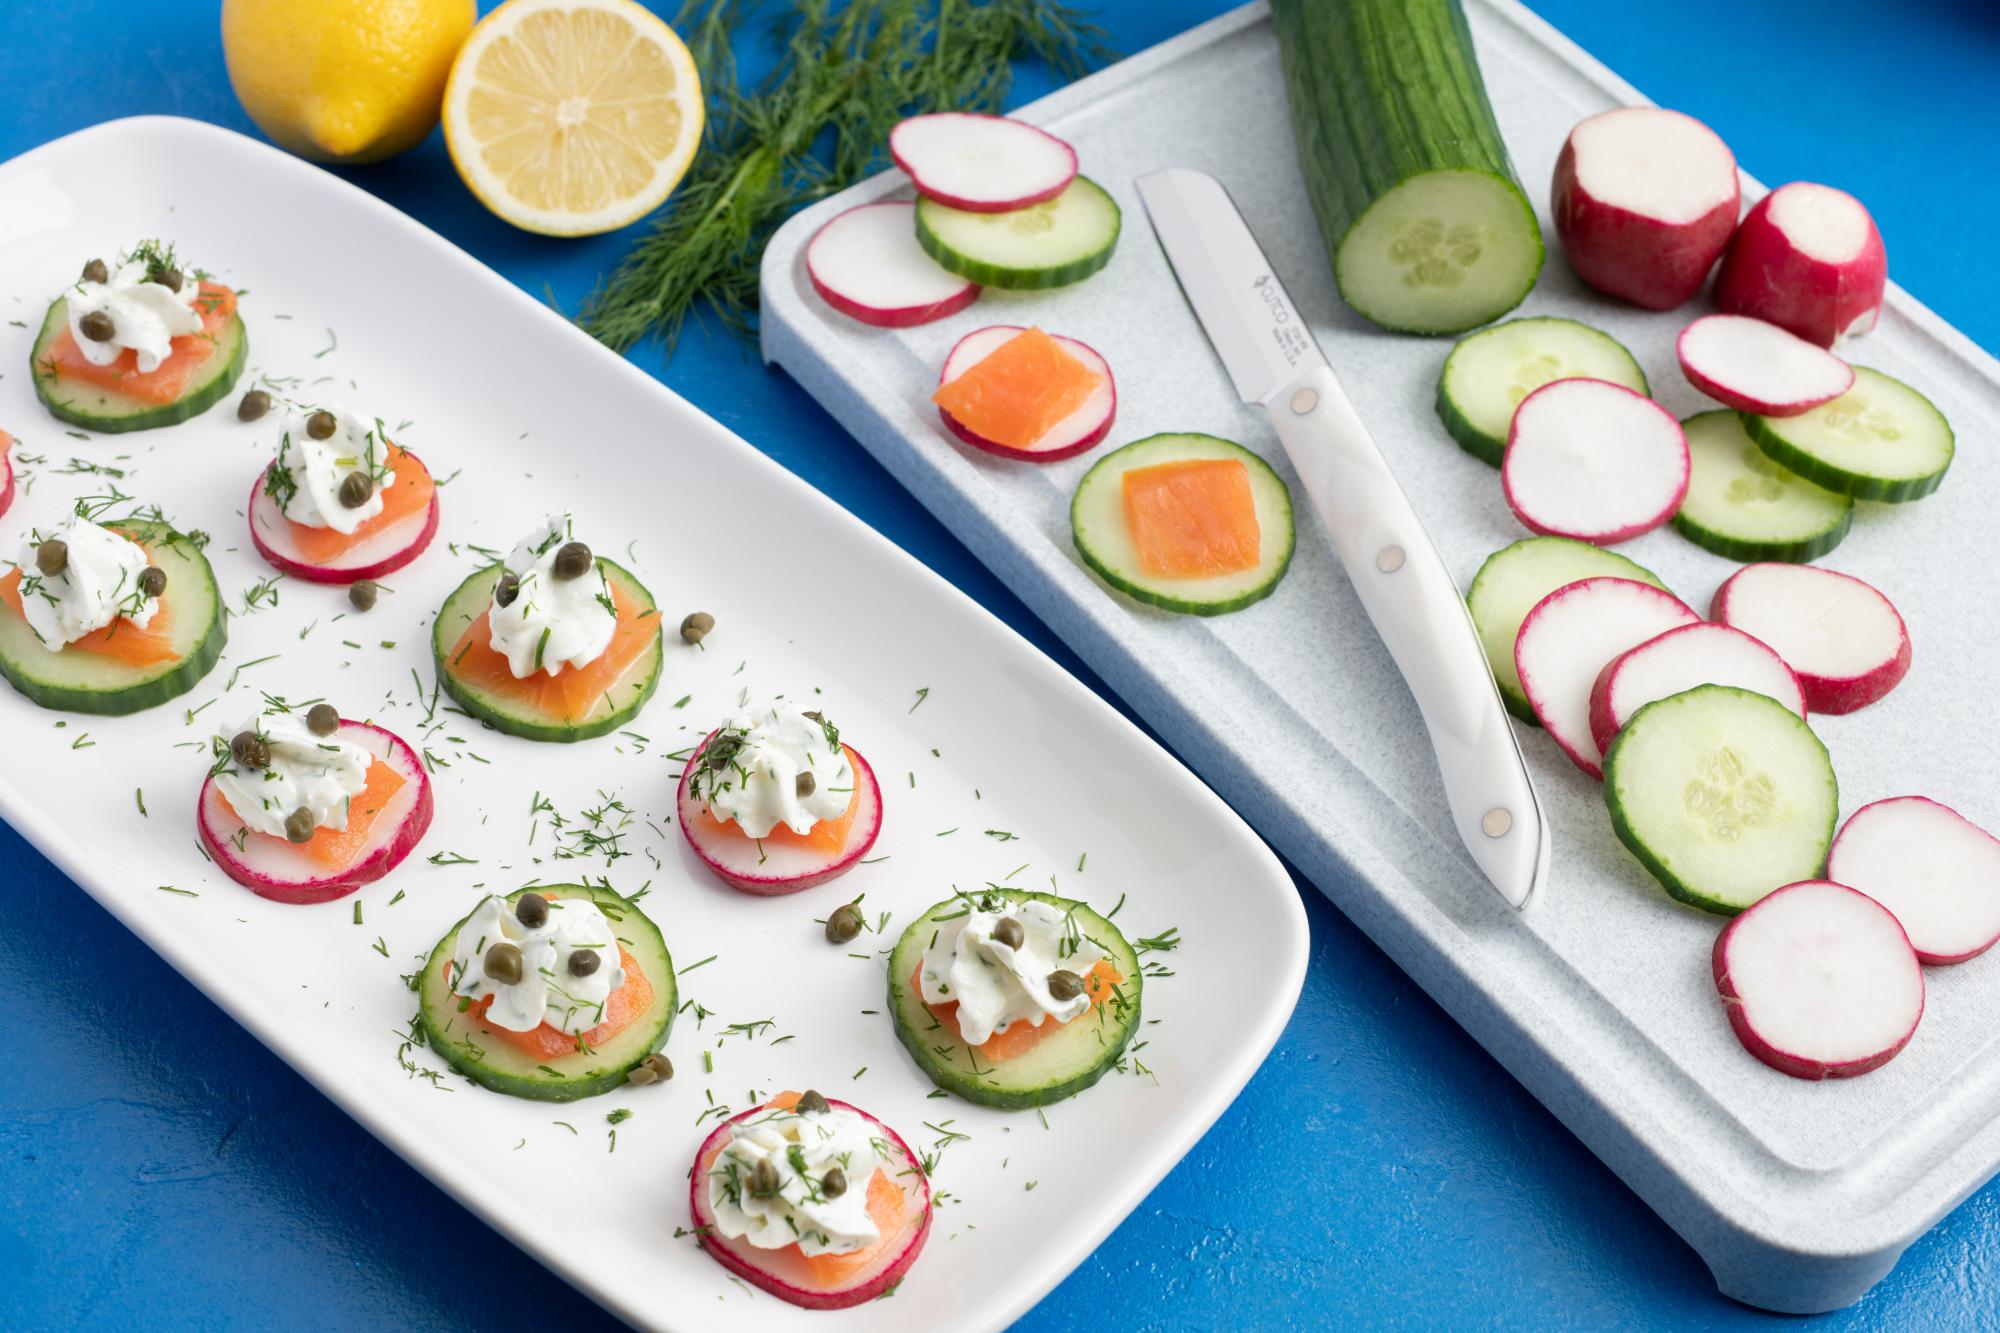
41;283;236;406
930;326;1103;449
283;445;435;565
0;551;179;667
444;576;653;723
696;744;862;854
918;959;1123;1062
1121;456;1261;579
463;943;655;1061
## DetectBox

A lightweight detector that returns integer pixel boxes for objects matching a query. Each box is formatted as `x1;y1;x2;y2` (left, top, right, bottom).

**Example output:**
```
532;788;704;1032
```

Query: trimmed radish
1502;378;1689;545
1714;182;1887;347
197;721;433;904
1713;879;1923;1081
889;112;1077;213
1551;106;1740;310
1588;621;1804;758
1677;314;1854;417
1515;576;1699;778
1711;563;1910;714
247;451;441;584
0;431;13;520
806;202;980;328
677;730;884;895
1828;797;2000;965
934;325;1115;462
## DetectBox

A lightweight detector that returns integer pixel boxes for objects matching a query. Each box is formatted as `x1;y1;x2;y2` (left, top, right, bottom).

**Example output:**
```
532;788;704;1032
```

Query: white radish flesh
889;113;1078;213
806;202;980;328
936;325;1116;462
1828;797;2000;964
1715;182;1887;346
1713;879;1923;1081
1588;621;1803;757
1677;314;1855;417
1710;563;1910;714
1502;378;1689;545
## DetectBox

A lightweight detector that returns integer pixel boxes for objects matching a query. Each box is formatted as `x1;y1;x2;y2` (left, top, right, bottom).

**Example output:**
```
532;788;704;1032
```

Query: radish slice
1715;182;1887;347
0;431;13;520
1588;621;1804;758
1550;106;1740;311
689;1096;931;1309
935;325;1116;462
1515;576;1699;778
197;721;433;904
807;202;981;328
1713;879;1924;1080
1710;563;1911;714
1502;378;1690;545
889;112;1077;213
1677;314;1855;417
1828;797;2000;965
677;731;883;895
246;458;441;585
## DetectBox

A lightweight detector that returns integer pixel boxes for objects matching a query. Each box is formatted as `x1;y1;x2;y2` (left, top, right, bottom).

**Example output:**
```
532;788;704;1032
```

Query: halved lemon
442;0;703;237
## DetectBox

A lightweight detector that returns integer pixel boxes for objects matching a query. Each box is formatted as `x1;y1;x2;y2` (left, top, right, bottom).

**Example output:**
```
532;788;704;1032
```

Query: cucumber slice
1603;685;1837;915
1436;317;1648;466
1742;366;1953;502
888;889;1141;1109
1674;411;1852;563
432;559;663;742
1070;433;1294;617
30;298;248;433
418;884;675;1101
1466;536;1668;724
915;176;1120;290
0;520;225;714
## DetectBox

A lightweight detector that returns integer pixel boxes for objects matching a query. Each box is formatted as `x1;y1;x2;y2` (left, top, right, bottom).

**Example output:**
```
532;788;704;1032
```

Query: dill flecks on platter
578;0;1114;356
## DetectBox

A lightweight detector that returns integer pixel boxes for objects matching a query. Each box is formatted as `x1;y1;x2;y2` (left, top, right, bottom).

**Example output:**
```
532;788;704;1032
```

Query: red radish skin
889;112;1077;213
807;202;981;328
1713;879;1924;1081
1714;182;1887;347
197;722;433;904
1551;107;1740;310
1587;621;1804;757
1677;314;1855;417
0;431;13;520
688;1098;932;1310
1711;563;1910;714
1828;797;2000;965
935;325;1116;463
677;730;883;895
1502;379;1689;546
246;461;441;585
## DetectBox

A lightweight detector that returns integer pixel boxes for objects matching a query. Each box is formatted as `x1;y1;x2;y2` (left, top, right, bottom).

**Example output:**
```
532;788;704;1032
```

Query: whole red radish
1714;182;1886;346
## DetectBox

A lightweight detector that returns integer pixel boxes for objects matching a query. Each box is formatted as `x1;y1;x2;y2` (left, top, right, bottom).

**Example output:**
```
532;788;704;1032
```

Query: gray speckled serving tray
760;1;2000;1312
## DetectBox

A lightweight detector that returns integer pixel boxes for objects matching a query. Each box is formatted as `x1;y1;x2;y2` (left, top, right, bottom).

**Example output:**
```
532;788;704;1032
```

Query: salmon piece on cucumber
0;563;180;666
42;282;237;404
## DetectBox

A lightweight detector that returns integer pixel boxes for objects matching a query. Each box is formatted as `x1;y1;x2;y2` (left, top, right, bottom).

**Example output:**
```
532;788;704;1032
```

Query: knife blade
1136;166;1550;909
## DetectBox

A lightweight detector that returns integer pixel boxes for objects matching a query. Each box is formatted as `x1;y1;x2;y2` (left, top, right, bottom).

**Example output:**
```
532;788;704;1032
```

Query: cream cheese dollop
919;898;1107;1046
692;702;853;839
449;894;628;1034
213;711;373;840
14;514;160;653
706;1102;886;1257
66;255;203;372
267;403;395;536
486;515;617;679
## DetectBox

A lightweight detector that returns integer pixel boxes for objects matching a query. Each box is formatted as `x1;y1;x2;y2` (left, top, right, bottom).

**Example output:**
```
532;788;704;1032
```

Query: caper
796;770;816;800
992;916;1025;951
81;258;108;284
824;904;864;945
625;1064;658;1087
306;703;339;736
306;409;338;440
639;1051;673;1081
34;539;68;577
679;611;714;644
796;1089;830;1116
78;310;115;343
820;1167;848;1200
230;730;270;770
749;1157;782;1198
1047;969;1086;1002
137;566;167;599
338;471;374;509
568;947;601;978
348;579;378;612
483;941;525;986
514;891;549;929
492;571;521;608
158;268;184;293
551;541;592;581
237;389;271;421
284;807;316;844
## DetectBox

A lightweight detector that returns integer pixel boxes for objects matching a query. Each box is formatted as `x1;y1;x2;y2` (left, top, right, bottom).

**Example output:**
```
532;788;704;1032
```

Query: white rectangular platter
759;0;2000;1312
0;116;1307;1333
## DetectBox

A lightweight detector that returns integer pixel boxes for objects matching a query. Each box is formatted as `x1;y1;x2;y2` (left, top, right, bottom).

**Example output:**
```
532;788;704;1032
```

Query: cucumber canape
889;888;1142;1109
418;884;676;1101
248;401;440;584
1673;411;1852;564
1742;366;1954;503
1435;317;1648;467
1071;433;1294;616
915;175;1120;290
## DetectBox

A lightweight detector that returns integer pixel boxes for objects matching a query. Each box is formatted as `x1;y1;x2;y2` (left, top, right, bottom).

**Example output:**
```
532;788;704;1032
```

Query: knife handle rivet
1375;544;1405;573
1481;807;1513;838
1289;387;1319;415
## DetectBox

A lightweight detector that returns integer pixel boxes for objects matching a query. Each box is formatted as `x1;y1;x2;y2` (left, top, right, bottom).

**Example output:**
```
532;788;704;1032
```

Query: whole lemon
223;0;476;165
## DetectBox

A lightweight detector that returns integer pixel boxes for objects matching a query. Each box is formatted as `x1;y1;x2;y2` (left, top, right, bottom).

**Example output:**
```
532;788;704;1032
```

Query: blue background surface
3;1;1997;1328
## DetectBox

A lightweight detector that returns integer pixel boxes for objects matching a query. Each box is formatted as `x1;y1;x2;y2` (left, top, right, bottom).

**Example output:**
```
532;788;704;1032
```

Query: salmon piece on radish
930;326;1105;451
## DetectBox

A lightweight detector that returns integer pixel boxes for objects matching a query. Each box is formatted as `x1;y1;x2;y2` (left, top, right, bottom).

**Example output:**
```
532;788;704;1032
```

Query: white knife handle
1266;364;1549;908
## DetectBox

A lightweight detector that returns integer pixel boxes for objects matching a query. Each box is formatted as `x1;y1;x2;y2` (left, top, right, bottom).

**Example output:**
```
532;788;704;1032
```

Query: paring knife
1136;166;1551;909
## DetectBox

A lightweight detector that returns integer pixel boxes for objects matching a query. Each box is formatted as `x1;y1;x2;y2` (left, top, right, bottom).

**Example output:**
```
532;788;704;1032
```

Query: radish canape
691;1089;931;1309
1677;314;1854;417
1551;106;1740;310
890;112;1077;213
1711;563;1911;714
1714;182;1886;347
0;431;14;520
1514;576;1698;778
933;325;1115;462
198;705;432;904
247;400;439;584
418;884;675;1100
1502;378;1689;545
433;513;663;743
1828;798;2000;965
890;888;1142;1108
1588;621;1804;759
677;702;883;894
807;201;980;328
1713;879;1923;1080
30;242;246;433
